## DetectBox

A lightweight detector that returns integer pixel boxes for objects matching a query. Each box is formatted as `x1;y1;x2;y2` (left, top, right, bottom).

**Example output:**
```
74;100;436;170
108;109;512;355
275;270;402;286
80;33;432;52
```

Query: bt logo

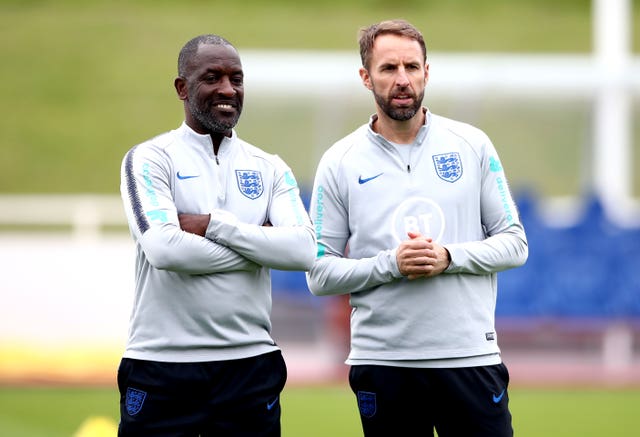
390;197;445;243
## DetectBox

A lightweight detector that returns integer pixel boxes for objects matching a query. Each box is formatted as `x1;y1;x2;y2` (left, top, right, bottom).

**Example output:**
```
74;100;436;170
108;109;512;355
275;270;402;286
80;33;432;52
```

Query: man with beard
118;34;315;436
306;20;528;436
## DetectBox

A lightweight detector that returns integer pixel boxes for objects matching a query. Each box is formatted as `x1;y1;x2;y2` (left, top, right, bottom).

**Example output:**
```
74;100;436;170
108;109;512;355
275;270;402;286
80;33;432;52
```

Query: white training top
306;109;528;367
120;122;316;363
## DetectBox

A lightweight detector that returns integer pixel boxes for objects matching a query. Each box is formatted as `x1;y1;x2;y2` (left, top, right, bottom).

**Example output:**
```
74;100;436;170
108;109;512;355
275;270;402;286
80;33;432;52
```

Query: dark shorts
117;350;287;437
349;363;513;437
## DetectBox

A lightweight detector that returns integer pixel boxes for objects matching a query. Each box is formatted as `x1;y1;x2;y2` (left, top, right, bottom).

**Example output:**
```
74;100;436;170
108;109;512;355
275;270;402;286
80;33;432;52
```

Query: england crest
432;152;462;182
236;170;264;199
125;387;147;416
357;391;377;418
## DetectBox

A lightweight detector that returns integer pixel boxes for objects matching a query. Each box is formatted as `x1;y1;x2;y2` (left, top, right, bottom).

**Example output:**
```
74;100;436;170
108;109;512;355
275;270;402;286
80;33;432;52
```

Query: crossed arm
178;213;212;237
178;212;314;271
178;213;272;235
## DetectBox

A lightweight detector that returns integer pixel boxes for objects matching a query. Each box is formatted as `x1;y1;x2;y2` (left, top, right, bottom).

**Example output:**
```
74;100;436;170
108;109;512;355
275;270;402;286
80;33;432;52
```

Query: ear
424;63;430;85
359;67;373;90
174;76;188;101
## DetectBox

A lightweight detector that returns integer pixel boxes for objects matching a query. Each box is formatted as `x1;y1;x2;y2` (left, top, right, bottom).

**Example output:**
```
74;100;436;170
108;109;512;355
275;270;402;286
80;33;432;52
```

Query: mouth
214;103;236;113
391;93;414;106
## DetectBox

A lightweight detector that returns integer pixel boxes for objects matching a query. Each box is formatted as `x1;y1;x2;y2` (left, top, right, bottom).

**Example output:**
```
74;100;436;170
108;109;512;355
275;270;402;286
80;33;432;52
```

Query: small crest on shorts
357;391;377;418
432;152;462;182
236;170;264;199
125;387;147;416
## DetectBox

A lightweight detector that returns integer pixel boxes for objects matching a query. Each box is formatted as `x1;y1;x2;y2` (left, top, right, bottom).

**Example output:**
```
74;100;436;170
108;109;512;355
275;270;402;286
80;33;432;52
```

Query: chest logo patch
432;152;462;183
236;170;264;199
390;197;445;243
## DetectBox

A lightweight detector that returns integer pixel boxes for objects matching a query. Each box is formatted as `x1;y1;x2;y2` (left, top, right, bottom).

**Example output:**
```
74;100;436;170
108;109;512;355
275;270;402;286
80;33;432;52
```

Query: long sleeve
121;144;257;274
307;249;401;296
306;141;402;296
446;138;528;274
446;224;528;274
206;161;316;271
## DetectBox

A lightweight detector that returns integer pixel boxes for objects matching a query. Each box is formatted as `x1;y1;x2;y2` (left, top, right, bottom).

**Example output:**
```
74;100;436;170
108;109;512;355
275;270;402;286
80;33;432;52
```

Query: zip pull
215;155;220;165
407;164;411;173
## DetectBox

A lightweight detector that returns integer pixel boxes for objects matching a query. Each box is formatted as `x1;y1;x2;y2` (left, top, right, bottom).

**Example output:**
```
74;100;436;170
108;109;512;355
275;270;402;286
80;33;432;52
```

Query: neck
209;132;226;155
184;115;231;154
372;108;425;144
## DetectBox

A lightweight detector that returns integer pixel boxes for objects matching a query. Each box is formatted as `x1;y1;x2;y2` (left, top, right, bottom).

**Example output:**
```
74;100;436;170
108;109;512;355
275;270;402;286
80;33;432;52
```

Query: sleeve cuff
205;209;239;244
388;248;403;278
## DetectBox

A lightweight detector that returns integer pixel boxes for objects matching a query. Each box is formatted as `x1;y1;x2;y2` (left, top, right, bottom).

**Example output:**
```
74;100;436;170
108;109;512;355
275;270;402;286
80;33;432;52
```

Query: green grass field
1;0;639;197
1;385;639;436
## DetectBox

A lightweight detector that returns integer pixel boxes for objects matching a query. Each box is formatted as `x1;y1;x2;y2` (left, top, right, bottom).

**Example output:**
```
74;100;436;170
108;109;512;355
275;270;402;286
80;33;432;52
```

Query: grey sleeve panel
306;249;401;296
446;224;528;274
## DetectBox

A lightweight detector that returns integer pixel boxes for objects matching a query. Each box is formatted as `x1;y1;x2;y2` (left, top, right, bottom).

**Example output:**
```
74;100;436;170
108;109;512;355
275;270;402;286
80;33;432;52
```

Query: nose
395;67;410;87
218;76;236;96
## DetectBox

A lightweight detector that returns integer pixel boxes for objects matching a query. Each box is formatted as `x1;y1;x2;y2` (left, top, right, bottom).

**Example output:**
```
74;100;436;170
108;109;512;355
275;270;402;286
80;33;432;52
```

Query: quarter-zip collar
215;132;236;164
366;108;432;174
177;122;237;161
366;107;431;149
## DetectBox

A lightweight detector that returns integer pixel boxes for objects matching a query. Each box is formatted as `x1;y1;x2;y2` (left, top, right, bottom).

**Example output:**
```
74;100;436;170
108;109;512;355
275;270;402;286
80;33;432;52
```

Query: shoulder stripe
124;146;150;234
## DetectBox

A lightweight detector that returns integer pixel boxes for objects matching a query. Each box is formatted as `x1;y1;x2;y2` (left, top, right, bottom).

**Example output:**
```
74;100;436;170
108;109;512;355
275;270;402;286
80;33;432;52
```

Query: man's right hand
396;232;450;280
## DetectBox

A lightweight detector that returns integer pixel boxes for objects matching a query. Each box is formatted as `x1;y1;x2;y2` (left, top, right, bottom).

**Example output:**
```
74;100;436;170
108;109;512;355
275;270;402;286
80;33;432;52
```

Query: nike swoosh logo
176;171;200;180
492;389;505;403
358;173;383;184
266;396;279;411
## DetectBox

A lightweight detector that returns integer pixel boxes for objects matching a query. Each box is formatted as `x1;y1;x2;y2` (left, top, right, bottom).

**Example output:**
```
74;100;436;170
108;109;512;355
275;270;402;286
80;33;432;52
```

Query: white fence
0;0;638;384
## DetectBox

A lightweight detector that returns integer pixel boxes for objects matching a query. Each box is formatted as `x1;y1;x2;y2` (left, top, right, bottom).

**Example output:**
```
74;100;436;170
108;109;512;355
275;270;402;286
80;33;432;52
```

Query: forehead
370;34;424;66
190;43;242;74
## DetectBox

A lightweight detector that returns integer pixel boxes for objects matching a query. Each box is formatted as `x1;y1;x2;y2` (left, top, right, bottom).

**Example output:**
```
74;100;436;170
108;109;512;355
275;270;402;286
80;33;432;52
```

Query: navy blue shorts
349;363;513;437
117;350;287;436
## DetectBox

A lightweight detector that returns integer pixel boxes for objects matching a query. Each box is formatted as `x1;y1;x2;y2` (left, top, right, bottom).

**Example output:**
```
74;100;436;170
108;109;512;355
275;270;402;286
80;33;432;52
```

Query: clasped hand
396;232;450;280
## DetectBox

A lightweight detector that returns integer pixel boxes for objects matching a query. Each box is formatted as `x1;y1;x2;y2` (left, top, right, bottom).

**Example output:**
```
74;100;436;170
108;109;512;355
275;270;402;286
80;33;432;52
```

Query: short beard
188;99;240;133
374;89;424;121
186;80;241;133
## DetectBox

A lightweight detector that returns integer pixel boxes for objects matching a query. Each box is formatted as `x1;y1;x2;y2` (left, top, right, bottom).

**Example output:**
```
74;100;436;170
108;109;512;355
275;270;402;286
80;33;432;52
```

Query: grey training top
306;110;528;367
121;122;316;363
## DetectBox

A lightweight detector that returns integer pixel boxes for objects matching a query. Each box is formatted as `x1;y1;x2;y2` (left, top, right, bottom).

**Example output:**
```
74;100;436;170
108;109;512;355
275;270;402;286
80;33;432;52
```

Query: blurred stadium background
1;0;640;435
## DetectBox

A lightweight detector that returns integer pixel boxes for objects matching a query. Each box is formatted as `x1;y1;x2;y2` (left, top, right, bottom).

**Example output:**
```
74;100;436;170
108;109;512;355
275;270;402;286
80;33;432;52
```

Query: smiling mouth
215;103;235;111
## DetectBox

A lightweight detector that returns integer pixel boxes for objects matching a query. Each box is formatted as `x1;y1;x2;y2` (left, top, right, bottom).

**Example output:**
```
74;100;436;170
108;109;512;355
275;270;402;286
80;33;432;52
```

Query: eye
231;75;244;86
204;74;218;83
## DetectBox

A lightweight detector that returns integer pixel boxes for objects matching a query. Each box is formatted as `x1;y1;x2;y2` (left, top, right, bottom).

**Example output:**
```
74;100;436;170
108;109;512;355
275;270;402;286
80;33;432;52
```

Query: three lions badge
357;391;377;418
236;170;264;199
125;387;147;416
432;152;462;182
